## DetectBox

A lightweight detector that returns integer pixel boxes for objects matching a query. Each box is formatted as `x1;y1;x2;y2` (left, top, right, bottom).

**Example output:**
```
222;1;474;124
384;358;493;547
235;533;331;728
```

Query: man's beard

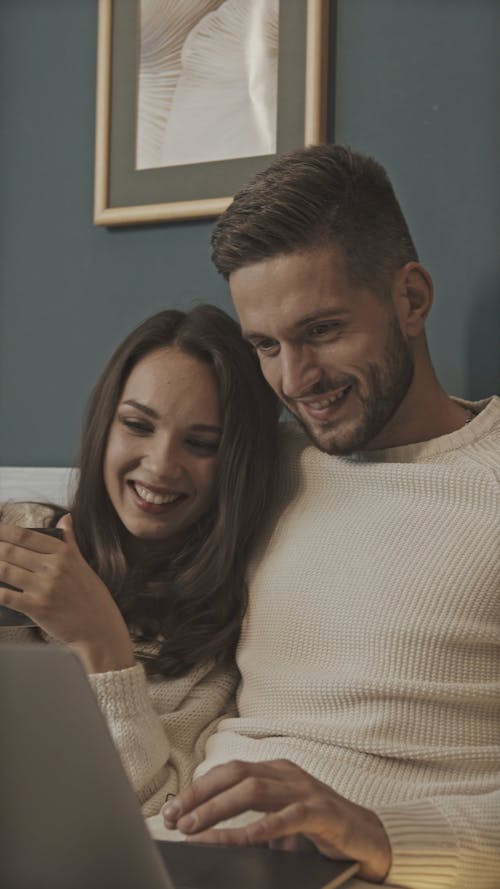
283;318;415;456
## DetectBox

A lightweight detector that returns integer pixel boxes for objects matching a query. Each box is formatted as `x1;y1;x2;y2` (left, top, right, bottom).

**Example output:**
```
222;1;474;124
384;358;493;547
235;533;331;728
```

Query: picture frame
94;0;330;227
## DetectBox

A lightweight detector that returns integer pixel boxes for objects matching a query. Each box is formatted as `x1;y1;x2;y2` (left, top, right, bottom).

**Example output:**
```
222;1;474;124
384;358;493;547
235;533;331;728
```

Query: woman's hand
0;516;136;673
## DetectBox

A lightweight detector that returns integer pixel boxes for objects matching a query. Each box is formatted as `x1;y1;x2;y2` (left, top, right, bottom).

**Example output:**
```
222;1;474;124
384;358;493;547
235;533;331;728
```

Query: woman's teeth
133;483;182;505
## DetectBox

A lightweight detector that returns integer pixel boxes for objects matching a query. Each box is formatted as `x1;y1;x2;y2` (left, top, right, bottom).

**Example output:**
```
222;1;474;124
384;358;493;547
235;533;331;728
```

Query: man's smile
290;385;353;423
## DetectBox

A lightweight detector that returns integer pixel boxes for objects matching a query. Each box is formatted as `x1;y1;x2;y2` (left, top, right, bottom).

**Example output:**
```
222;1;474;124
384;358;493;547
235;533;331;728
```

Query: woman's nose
146;437;183;480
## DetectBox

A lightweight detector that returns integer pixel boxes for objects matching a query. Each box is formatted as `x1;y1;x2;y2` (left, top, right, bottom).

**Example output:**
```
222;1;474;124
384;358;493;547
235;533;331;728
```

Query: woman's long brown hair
70;305;280;677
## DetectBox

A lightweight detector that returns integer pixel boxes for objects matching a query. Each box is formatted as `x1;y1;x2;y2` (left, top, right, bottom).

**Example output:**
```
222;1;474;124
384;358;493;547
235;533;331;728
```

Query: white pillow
0;468;77;509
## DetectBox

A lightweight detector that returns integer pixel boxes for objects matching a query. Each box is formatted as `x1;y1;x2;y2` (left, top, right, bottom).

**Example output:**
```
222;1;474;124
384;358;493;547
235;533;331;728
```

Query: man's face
230;247;414;455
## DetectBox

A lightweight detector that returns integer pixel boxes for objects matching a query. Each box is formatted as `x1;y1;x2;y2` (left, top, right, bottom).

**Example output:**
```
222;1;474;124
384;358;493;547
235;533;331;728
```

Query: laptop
0;645;359;888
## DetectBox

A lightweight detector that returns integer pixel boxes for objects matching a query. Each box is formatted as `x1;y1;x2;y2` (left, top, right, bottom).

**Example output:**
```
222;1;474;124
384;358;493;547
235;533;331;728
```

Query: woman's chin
122;523;188;560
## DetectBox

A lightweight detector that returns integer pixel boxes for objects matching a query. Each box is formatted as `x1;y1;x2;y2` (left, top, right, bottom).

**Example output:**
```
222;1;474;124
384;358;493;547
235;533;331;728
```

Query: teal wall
1;0;499;466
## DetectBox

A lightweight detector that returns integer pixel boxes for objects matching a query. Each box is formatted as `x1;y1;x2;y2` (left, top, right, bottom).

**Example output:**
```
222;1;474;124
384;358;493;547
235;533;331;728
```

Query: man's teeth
308;387;349;409
133;483;181;505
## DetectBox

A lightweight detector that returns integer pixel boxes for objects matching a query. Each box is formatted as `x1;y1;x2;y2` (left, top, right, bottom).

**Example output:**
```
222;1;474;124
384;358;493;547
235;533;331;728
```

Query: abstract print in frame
94;0;330;226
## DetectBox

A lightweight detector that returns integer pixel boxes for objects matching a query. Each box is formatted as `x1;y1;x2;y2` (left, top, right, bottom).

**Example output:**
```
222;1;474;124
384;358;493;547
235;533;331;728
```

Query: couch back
0;468;75;508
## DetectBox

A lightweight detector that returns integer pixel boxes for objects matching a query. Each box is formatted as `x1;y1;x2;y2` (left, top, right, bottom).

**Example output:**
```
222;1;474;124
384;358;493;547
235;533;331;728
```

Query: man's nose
280;344;322;399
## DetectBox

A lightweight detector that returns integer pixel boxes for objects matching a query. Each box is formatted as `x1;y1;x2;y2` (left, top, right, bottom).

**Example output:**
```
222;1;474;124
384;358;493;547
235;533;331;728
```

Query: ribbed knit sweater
203;395;499;889
2;396;499;889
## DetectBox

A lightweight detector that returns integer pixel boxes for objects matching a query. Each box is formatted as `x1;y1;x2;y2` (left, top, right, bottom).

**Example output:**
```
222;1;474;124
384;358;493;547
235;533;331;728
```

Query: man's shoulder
454;395;500;469
455;394;500;420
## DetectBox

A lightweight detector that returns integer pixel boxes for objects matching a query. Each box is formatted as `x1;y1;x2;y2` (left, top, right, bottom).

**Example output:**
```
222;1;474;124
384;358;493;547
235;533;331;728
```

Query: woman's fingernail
163;800;180;820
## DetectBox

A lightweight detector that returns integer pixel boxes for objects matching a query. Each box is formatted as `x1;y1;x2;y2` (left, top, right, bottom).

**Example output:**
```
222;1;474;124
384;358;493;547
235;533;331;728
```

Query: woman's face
103;346;222;552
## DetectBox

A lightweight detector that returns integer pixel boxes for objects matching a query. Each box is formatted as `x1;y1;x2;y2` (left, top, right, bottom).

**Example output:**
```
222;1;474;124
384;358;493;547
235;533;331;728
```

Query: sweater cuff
376;798;458;889
88;662;150;719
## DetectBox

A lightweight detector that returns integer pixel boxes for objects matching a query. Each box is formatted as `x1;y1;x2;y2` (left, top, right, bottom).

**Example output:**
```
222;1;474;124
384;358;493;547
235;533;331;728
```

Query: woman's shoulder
0;501;60;528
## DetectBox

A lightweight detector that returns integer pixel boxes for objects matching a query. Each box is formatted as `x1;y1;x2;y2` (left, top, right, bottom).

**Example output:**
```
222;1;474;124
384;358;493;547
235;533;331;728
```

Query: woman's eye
186;439;219;455
120;417;152;434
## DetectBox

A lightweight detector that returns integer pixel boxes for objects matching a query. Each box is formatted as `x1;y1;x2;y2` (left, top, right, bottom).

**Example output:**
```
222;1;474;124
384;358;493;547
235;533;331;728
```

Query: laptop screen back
0;644;172;889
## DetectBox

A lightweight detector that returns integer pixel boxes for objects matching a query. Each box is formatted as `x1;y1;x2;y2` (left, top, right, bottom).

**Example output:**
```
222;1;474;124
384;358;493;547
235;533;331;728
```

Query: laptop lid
0;645;358;889
0;644;172;889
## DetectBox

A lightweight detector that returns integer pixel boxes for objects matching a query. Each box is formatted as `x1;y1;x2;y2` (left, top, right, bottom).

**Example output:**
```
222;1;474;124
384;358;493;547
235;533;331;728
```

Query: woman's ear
392;262;434;337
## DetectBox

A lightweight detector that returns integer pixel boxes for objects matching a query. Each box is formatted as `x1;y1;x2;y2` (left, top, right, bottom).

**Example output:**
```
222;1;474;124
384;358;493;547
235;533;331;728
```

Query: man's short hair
211;144;418;295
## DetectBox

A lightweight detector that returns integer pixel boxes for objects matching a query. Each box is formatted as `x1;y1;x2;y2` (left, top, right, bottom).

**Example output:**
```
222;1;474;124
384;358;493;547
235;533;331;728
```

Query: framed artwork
94;0;330;226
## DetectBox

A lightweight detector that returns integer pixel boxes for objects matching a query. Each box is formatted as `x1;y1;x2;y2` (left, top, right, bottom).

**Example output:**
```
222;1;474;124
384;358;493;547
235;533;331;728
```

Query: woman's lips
127;481;187;514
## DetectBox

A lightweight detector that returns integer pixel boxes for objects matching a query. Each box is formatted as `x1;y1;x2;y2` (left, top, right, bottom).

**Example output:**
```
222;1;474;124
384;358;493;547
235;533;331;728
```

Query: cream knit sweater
1;396;499;889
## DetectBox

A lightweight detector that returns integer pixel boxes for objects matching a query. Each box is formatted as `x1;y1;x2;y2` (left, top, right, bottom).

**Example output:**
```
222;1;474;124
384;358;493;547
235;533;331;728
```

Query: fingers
0;559;35;593
0;583;36;618
0;540;41;574
184;803;315;847
0;516;78;595
56;513;75;543
177;775;293;836
162;760;342;852
0;529;64;592
0;524;68;601
162;760;312;839
0;522;62;554
163;761;279;828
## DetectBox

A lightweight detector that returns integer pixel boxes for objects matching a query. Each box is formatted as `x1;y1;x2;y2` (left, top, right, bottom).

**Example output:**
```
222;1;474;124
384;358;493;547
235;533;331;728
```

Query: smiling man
162;145;500;887
231;248;427;455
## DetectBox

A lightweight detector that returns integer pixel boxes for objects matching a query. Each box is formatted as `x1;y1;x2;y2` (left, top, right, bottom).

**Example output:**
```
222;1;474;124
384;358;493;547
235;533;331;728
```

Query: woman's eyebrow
189;424;222;435
121;399;159;419
121;403;221;435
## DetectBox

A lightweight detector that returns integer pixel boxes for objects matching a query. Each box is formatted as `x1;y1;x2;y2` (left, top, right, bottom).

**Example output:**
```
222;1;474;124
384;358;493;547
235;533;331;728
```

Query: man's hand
162;759;391;883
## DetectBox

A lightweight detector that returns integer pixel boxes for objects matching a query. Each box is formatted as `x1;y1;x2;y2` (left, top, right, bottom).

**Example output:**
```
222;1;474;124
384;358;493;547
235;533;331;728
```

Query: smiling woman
103;347;222;557
0;304;280;814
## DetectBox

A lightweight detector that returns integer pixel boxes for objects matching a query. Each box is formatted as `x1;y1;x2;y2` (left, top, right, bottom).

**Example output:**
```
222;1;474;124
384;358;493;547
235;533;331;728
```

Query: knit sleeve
88;659;238;817
377;789;500;889
0;626;41;643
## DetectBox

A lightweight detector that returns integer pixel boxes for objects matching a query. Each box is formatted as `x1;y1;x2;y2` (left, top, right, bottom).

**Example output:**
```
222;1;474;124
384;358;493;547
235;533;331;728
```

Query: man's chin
311;433;358;456
290;411;371;456
290;415;346;455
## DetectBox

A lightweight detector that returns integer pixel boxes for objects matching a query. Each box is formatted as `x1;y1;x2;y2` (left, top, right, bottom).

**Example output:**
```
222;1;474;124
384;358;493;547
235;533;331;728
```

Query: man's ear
392;262;433;336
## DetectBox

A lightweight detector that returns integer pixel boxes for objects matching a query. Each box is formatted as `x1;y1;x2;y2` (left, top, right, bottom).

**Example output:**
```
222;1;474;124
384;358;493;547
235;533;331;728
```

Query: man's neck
364;367;470;452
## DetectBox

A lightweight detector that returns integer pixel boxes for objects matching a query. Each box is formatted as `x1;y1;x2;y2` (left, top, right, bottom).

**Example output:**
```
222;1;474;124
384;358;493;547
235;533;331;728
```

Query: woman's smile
103;346;221;545
127;480;188;512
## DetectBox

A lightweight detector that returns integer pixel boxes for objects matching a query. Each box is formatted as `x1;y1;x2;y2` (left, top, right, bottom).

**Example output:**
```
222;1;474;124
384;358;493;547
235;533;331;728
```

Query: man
162;145;499;886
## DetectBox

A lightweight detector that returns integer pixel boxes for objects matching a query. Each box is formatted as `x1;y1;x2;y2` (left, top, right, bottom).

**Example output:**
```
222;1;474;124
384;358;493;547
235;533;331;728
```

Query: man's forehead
229;248;354;334
230;246;346;283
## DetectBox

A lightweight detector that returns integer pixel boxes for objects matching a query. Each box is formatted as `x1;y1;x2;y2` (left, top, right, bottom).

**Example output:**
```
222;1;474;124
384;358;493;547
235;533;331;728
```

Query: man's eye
120;418;152;434
254;338;278;354
309;322;340;338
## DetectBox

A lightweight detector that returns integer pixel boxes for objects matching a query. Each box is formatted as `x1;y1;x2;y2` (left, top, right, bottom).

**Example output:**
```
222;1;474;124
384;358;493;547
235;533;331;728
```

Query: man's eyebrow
121;399;159;419
242;330;271;342
296;308;349;327
243;309;349;340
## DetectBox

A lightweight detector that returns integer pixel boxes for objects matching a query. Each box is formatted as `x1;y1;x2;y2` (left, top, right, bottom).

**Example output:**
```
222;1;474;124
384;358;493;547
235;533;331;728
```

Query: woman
0;304;280;815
